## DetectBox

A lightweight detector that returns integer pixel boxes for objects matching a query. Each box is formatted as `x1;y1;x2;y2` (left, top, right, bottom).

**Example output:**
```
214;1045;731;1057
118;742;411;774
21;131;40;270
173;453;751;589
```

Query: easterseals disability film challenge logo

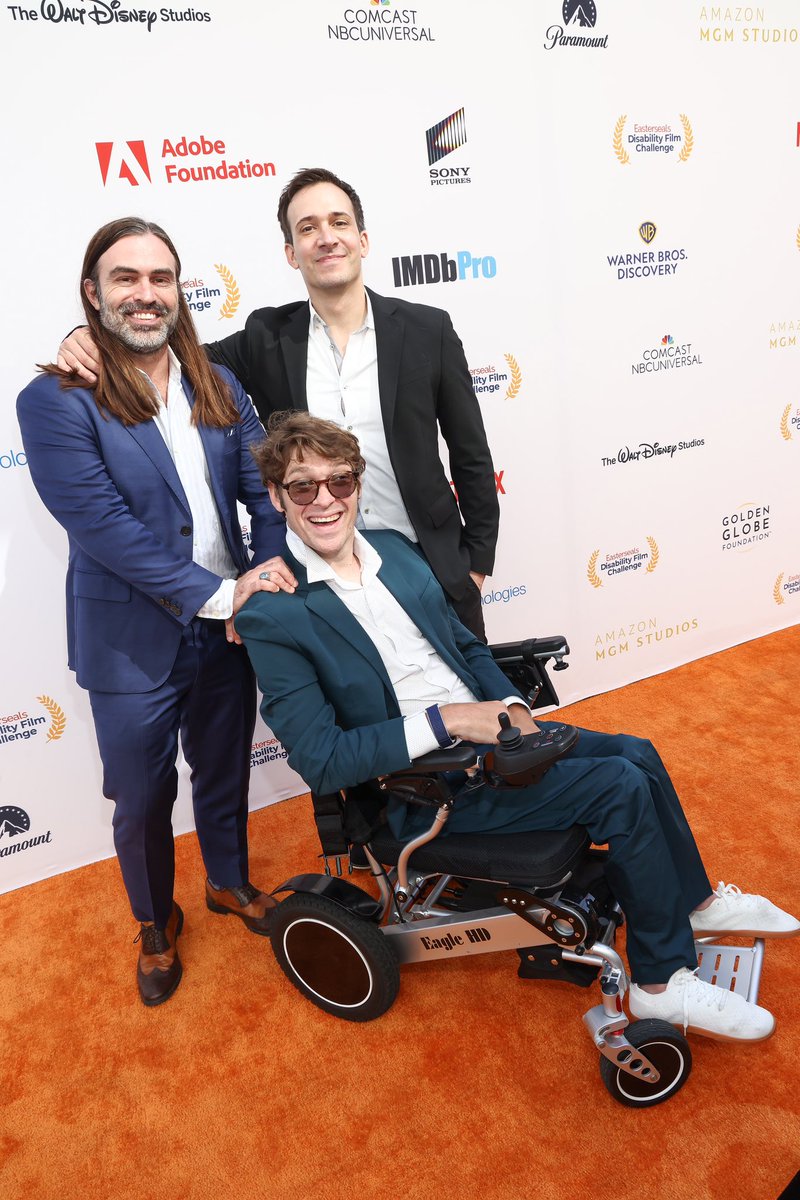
250;736;288;770
0;697;66;748
773;568;800;605
613;116;694;164
6;3;212;33
721;502;771;551
630;333;703;376
328;0;435;42
426;107;471;187
95;133;275;188
699;6;799;44
607;221;688;282
544;1;609;49
182;265;240;319
779;402;800;440
587;538;660;586
470;354;522;400
0;807;53;862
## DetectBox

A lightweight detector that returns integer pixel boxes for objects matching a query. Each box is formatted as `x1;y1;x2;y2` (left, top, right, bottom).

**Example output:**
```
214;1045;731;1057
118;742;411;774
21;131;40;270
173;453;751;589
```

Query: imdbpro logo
426;107;467;166
95;141;152;186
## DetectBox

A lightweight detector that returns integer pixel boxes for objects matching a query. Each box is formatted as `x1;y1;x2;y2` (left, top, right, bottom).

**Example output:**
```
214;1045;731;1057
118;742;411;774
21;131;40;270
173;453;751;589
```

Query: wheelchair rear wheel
599;1019;692;1107
270;893;400;1022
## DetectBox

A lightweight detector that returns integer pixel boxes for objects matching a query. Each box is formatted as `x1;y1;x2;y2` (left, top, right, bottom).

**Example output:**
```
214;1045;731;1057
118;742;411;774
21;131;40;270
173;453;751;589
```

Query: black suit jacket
205;287;499;602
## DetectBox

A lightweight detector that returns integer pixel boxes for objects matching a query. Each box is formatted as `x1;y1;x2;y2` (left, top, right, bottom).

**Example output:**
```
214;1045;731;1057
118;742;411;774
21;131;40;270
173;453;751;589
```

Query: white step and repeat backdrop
1;1;799;892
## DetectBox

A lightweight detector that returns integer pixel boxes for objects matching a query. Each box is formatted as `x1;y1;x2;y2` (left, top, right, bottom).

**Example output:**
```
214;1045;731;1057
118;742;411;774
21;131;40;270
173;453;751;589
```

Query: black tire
270;892;400;1022
599;1019;692;1107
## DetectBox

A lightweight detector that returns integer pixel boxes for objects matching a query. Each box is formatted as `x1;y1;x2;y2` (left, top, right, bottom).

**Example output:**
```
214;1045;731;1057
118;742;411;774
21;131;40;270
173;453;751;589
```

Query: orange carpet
1;626;799;1200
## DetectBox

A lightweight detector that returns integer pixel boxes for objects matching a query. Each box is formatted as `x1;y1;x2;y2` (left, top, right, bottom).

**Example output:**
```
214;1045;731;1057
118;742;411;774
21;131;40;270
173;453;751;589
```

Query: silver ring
259;571;271;581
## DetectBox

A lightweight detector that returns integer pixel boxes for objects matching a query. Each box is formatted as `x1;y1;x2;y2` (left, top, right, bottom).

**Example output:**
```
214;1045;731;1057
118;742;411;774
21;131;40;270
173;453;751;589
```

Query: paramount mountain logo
0;806;53;859
544;0;609;48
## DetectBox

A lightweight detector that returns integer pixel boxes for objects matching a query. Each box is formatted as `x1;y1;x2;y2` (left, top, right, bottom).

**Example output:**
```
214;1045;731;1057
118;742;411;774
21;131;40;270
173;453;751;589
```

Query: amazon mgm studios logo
0;806;53;860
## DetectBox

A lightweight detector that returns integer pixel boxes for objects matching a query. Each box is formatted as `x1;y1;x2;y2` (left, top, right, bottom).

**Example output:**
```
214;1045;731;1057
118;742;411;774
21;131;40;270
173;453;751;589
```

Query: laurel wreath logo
613;115;630;165
587;550;602;588
646;536;660;573
36;695;66;743
773;573;785;605
780;404;792;441
214;264;240;320
678;114;694;162
504;353;522;400
796;225;800;252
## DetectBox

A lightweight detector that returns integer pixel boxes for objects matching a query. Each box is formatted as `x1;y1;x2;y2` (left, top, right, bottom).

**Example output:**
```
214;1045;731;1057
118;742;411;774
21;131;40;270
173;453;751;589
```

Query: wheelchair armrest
490;635;570;664
394;744;478;775
491;635;570;711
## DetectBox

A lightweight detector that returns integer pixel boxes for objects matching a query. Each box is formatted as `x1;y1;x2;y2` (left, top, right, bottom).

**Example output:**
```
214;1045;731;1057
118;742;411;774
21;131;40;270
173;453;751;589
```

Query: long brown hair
41;217;239;428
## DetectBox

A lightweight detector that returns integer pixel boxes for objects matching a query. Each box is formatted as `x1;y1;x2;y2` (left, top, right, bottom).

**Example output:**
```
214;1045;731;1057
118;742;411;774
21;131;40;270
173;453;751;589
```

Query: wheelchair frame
269;635;766;1108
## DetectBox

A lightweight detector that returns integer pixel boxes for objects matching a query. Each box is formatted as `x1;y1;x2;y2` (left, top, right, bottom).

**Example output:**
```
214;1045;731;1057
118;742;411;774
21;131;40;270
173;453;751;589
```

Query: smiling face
283;181;369;299
83;232;179;354
270;450;360;568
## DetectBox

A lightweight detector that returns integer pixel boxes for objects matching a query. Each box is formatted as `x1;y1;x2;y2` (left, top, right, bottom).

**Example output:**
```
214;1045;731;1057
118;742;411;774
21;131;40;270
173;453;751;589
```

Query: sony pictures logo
426;107;471;187
544;1;609;49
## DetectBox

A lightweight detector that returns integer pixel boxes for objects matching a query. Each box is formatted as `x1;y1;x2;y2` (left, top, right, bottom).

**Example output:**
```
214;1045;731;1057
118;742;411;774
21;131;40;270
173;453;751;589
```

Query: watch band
425;704;458;749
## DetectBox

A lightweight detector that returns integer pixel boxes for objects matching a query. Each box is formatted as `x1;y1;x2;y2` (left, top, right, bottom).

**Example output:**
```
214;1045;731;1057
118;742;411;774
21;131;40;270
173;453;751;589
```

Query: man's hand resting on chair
439;701;540;744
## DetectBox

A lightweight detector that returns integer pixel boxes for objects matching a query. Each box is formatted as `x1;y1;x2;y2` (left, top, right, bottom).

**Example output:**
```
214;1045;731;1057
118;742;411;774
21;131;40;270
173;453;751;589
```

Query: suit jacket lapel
369;288;402;439
281;304;310;410
126;420;190;516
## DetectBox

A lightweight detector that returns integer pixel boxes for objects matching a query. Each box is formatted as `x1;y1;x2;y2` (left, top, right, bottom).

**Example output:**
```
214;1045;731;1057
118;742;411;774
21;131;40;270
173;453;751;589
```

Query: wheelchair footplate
694;937;766;1003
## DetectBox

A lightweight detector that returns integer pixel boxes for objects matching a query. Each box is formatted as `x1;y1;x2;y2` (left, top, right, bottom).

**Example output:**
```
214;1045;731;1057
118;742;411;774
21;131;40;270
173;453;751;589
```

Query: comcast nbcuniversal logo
587;538;660;586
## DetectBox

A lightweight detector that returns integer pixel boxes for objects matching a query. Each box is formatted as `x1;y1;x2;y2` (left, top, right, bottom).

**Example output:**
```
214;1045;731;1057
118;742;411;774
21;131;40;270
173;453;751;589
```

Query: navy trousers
89;618;257;927
393;726;712;984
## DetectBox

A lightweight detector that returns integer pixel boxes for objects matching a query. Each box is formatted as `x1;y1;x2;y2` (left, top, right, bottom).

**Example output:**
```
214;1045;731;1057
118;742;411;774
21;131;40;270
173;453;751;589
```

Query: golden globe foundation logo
779;403;800;440
721;502;771;552
470;354;522;400
587;537;660;587
607;222;688;281
769;319;800;350
250;736;288;770
95;134;275;188
700;7;799;44
773;569;800;605
594;615;699;662
0;696;66;748
181;266;240;320
613;115;694;164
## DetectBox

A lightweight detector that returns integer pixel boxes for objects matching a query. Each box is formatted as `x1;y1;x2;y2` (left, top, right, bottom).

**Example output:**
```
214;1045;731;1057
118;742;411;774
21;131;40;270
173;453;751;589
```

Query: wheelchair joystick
485;713;581;787
496;711;524;749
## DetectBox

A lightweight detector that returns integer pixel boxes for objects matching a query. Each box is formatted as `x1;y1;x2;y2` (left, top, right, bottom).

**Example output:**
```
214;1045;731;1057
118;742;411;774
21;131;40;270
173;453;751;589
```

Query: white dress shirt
305;295;418;544
287;529;524;761
145;350;238;618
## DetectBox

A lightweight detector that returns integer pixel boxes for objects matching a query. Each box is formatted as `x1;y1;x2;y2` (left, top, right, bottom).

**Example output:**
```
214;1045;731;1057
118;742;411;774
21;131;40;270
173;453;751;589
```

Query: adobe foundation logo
95;140;152;187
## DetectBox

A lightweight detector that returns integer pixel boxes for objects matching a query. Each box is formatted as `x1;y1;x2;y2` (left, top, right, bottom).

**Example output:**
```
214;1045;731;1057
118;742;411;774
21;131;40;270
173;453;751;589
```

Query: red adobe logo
95;141;152;186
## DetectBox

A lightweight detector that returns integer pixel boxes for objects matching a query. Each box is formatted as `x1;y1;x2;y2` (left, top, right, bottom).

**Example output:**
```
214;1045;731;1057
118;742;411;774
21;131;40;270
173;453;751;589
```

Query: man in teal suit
236;411;799;1043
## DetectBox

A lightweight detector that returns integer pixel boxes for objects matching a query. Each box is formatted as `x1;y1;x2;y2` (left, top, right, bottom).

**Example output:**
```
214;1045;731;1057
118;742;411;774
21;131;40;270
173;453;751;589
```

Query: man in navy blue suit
236;412;799;1044
17;217;296;1007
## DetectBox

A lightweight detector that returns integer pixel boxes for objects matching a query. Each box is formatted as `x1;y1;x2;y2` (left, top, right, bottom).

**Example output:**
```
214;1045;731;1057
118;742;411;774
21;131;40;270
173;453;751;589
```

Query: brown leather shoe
135;903;183;1007
205;880;276;936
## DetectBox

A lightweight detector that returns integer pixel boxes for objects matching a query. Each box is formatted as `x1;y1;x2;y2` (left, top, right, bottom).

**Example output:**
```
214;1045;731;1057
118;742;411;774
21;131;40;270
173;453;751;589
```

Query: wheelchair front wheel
599;1019;692;1107
270;892;400;1022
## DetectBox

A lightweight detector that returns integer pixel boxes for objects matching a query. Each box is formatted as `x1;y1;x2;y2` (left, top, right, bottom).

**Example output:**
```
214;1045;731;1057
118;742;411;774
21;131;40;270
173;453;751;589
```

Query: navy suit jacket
235;530;522;798
17;365;285;693
205;288;499;602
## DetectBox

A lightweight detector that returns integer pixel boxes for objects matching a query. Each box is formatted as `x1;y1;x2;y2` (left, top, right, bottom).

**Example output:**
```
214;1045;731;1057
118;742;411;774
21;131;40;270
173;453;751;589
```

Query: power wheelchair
268;636;767;1108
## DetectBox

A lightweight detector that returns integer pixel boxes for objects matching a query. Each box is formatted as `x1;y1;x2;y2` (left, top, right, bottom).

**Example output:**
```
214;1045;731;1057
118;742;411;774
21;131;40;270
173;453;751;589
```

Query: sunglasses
279;469;361;506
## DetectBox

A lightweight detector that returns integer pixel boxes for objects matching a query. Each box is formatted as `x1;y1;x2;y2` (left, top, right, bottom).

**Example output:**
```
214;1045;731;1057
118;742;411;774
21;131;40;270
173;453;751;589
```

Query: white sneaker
690;882;800;939
629;968;775;1042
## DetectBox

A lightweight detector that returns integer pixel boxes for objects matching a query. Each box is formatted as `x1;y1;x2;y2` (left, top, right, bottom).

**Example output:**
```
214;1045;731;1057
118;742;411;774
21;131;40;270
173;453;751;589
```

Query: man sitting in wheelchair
236;411;798;1044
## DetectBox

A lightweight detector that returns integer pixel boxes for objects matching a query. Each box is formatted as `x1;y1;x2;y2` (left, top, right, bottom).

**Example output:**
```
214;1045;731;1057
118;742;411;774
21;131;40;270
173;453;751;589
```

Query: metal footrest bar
695;938;765;1004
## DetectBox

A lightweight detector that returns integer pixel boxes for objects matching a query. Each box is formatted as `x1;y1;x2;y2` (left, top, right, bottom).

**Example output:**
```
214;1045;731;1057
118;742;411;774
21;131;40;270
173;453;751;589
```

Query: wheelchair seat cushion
367;824;590;889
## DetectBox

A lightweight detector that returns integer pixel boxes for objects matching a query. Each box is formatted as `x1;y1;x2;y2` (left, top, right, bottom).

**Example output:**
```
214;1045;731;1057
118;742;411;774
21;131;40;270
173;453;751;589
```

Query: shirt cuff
504;696;532;717
403;711;442;761
196;578;236;619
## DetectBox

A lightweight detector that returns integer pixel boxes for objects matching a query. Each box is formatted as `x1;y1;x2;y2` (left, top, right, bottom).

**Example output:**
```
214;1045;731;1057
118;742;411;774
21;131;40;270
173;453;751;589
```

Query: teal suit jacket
235;531;522;798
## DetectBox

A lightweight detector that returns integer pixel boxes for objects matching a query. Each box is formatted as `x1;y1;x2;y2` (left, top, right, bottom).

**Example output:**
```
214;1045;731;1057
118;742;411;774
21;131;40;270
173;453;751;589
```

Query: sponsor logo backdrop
1;0;798;892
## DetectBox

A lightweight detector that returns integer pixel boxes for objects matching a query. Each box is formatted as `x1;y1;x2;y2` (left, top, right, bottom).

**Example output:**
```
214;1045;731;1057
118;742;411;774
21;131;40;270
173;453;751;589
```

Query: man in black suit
58;168;499;638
